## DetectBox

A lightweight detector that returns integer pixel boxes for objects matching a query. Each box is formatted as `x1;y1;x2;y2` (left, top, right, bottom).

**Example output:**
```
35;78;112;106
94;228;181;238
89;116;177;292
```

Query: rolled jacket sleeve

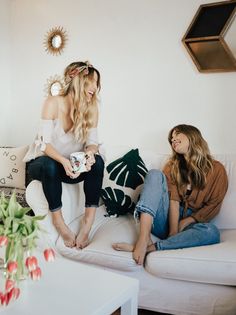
191;162;228;223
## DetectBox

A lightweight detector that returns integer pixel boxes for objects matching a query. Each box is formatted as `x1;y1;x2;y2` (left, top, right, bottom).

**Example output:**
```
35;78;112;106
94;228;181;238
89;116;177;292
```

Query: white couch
26;147;236;315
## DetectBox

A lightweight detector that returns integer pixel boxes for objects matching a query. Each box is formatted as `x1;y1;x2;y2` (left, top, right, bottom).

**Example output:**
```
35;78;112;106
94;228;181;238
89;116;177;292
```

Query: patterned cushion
101;149;148;217
0;146;29;189
0;186;29;208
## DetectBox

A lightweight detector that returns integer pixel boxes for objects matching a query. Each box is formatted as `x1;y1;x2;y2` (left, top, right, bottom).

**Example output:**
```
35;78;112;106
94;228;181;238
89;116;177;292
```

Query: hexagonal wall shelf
182;0;236;72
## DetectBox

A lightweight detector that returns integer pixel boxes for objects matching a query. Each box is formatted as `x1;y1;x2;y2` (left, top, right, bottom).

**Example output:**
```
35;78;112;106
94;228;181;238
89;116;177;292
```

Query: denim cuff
50;205;62;212
134;204;156;219
85;204;99;208
155;241;162;251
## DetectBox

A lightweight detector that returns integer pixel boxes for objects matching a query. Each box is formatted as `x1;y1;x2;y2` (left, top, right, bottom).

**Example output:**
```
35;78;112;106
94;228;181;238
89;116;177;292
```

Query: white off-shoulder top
23;119;100;162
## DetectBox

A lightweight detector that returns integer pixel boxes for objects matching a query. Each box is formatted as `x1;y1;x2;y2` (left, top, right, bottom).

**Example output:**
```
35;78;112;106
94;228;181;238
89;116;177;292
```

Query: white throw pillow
0;146;29;189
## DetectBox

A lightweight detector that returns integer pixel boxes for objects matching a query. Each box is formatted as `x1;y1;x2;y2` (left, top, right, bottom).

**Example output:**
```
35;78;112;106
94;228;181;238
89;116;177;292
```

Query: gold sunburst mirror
44;75;64;96
44;26;68;56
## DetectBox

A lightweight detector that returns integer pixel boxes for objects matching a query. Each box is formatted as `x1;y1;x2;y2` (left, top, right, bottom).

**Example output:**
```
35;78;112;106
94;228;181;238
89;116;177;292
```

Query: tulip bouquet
0;191;55;306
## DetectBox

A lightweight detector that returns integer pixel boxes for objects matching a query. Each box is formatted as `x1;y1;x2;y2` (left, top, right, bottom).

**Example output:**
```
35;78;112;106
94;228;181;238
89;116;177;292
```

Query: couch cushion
145;229;236;286
57;207;236;285
56;205;142;272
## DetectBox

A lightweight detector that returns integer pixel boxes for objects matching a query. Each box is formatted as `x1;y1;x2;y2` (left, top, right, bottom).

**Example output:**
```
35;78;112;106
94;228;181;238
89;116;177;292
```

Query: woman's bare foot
133;236;151;265
146;243;156;253
76;216;94;249
134;236;156;265
112;243;134;252
53;221;76;248
112;238;155;265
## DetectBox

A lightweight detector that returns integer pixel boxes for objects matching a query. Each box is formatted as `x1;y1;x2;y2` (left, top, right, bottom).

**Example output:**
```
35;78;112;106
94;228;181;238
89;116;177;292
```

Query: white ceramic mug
70;152;87;173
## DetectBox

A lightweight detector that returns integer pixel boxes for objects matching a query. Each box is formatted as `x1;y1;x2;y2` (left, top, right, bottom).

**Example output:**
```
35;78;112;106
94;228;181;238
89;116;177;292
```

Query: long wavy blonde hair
167;124;213;190
61;61;101;143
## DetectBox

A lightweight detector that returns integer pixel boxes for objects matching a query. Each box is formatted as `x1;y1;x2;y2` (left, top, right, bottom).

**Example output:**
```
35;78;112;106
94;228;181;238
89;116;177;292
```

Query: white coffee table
1;253;139;315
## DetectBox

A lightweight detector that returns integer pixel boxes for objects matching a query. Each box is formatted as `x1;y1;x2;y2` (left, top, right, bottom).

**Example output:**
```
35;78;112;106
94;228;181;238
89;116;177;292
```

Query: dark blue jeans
26;155;104;212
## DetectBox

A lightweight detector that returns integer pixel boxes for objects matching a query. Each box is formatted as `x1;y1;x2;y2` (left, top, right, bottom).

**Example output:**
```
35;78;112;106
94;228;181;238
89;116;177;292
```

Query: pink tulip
44;248;55;262
7;288;20;301
25;256;38;271
7;261;18;274
0;293;9;306
7;288;14;304
0;235;8;247
5;279;15;292
30;266;42;281
12;287;20;300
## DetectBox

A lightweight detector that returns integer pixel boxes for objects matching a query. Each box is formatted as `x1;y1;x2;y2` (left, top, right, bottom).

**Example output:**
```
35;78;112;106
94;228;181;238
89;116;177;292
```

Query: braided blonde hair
61;61;101;143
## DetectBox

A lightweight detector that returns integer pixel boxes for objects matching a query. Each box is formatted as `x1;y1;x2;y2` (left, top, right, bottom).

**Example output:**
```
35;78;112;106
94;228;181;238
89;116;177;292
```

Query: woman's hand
61;157;80;179
168;231;178;237
85;150;96;171
178;216;196;232
168;200;179;237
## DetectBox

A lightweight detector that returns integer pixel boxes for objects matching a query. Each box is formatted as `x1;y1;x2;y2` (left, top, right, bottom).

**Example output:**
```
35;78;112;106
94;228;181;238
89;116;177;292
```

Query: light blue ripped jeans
134;169;220;251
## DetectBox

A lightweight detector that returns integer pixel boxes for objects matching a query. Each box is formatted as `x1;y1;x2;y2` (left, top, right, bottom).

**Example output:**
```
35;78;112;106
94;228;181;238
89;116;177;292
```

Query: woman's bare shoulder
41;96;62;119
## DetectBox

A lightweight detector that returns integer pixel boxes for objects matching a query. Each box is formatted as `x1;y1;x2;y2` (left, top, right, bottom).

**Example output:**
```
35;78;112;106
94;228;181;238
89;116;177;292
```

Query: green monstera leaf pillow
101;149;148;217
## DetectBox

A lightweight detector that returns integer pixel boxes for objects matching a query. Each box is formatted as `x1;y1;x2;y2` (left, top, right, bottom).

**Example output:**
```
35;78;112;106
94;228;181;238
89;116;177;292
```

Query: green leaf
19;225;28;236
0;192;8;207
0;203;9;218
16;241;25;280
7;192;21;218
6;239;15;262
0;207;3;219
14;207;32;219
12;219;20;233
32;214;46;221
25;221;33;235
5;217;13;232
0;225;4;234
5;240;11;262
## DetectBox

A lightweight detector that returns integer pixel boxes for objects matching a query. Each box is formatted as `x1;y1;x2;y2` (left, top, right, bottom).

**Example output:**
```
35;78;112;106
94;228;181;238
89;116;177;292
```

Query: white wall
1;0;236;154
0;0;11;144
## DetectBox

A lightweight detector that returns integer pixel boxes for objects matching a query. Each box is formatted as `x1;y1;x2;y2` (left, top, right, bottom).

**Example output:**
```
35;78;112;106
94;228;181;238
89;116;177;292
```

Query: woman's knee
207;223;220;243
92;155;104;175
27;156;58;181
195;223;220;244
146;169;165;185
41;158;59;178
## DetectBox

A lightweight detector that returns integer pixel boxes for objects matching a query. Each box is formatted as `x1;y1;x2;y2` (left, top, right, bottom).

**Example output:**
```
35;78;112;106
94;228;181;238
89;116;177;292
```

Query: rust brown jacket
163;160;228;223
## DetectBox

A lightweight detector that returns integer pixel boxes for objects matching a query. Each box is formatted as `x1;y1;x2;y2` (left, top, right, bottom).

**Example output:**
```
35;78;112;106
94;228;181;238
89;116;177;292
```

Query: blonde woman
24;61;104;249
113;124;228;265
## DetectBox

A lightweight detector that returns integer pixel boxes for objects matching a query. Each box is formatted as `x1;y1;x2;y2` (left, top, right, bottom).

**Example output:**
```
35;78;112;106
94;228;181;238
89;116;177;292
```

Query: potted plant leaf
0;191;55;306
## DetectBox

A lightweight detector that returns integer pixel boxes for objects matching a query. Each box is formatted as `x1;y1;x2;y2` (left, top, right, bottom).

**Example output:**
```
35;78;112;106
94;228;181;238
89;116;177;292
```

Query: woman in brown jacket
113;124;228;265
